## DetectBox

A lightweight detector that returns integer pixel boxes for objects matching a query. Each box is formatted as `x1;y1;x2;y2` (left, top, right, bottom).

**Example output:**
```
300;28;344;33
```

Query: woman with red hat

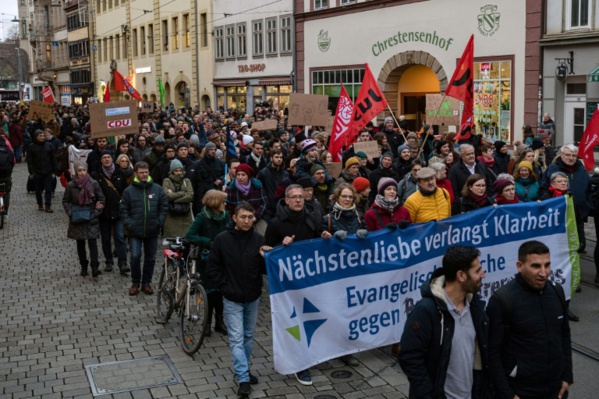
225;162;267;223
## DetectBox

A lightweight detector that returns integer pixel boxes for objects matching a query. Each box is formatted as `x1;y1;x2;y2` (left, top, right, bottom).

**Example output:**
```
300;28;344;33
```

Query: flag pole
385;105;408;143
416;93;450;160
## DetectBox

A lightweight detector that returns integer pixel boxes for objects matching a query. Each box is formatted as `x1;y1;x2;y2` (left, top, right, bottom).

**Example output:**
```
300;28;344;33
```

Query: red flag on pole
41;86;55;103
445;34;474;141
578;106;599;171
329;85;354;162
103;81;111;103
113;69;143;102
346;64;388;146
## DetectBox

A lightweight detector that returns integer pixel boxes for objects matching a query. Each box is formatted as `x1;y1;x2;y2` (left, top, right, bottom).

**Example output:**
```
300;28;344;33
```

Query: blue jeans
129;236;158;286
13;146;22;162
223;298;260;383
99;218;127;267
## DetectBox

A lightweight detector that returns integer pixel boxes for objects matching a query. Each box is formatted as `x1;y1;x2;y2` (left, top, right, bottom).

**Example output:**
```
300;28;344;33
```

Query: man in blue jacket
120;161;168;296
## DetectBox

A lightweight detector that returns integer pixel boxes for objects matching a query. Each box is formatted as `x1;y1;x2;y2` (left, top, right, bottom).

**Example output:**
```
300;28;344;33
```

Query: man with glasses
448;144;494;197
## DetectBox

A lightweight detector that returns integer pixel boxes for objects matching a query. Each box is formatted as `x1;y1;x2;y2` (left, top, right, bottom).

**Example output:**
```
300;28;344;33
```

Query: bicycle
156;237;209;355
0;182;6;229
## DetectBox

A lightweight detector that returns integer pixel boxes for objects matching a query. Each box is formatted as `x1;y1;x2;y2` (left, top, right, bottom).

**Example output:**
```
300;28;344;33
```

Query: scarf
549;186;567;197
74;174;94;205
331;202;356;220
204;206;227;221
495;194;519;205
102;163;115;179
477;155;495;168
250;152;262;165
374;194;399;212
315;183;328;192
235;179;251;197
469;191;489;207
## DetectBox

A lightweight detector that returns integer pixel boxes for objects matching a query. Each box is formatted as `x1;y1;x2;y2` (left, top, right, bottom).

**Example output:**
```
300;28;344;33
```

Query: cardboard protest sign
288;93;329;126
353;141;380;158
425;94;460;133
141;102;155;113
252;119;278;131
29;100;54;122
324;162;342;179
89;100;139;138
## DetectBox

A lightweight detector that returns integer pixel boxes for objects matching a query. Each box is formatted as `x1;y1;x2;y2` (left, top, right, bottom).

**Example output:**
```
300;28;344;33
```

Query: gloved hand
386;223;398;230
356;229;368;239
334;230;347;240
398;220;411;229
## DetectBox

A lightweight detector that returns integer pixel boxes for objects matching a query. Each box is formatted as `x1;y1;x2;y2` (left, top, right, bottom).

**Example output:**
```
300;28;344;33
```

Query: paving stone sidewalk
0;162;410;399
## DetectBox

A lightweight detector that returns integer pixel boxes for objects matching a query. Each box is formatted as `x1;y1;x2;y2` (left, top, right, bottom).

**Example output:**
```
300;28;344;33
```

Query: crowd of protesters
0;100;591;397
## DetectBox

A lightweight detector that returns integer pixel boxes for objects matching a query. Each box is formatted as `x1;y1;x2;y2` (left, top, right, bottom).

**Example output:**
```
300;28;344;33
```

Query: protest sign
265;197;579;374
252;119;278;131
288;93;329;126
141;101;155;113
89;100;139;138
324;162;342;179
353;141;380;158
425;94;460;133
29;100;54;122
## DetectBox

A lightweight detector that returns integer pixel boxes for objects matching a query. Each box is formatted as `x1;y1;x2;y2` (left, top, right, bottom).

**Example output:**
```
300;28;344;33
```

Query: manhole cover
330;369;353;379
314;396;337;399
85;355;182;396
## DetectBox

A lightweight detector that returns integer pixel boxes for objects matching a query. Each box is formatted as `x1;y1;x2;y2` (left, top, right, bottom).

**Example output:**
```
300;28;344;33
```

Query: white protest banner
265;197;579;374
68;146;92;177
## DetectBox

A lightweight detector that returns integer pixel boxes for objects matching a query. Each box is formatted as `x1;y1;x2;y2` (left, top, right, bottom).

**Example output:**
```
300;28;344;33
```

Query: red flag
445;34;474;140
579;106;599;171
41;86;55;103
113;69;142;102
103;81;111;103
346;64;388;146
329;85;354;162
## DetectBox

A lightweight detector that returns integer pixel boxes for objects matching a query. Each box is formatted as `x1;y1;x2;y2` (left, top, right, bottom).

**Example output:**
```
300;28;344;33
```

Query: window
45;43;51;67
140;26;146;55
183;14;190;48
21;19;27;39
103;37;108;62
162;20;168;51
237;23;246;58
148;24;154;54
312;68;365;111
68;40;90;58
70;69;91;84
115;34;120;59
131;28;138;56
252;20;263;57
473;60;512;142
567;83;586;94
266;17;277;55
225;24;235;58
214;27;224;59
568;0;590;29
340;0;355;4
114;0;118;6
201;13;207;47
172;17;179;50
96;0;101;13
280;15;291;54
109;36;113;60
314;0;328;9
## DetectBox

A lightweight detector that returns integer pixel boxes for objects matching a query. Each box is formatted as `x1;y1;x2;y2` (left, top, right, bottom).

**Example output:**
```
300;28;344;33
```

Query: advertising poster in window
473;61;511;142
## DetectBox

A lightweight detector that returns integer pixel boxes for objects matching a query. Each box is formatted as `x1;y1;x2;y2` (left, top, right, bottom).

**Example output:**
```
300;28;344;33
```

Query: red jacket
365;202;412;231
8;122;24;147
436;178;455;204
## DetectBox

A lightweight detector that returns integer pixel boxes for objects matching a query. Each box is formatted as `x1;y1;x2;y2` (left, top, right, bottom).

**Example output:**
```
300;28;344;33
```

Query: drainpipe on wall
291;0;296;93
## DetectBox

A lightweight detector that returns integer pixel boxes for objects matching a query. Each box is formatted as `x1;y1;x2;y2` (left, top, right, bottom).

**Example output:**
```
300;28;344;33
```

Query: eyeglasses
287;195;304;200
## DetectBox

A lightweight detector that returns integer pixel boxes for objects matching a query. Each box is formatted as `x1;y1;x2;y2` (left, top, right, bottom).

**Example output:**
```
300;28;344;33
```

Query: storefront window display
216;87;225;109
312;68;365;111
266;85;291;111
226;86;247;112
473;60;512;142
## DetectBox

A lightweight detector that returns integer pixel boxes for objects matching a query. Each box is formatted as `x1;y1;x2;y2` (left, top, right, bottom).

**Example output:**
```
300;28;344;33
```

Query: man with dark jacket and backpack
120;161;168;296
27;129;57;213
92;151;129;276
486;240;573;399
398;245;492;399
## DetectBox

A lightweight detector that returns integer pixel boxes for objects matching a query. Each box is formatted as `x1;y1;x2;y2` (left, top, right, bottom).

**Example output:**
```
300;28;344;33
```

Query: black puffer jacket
62;178;105;240
265;200;321;247
206;223;265;303
27;139;57;175
399;269;492;399
120;176;168;238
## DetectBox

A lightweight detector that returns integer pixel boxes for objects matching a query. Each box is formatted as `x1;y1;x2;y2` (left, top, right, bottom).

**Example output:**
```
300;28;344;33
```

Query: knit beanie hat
205;142;217;150
101;149;114;158
345;157;360;169
494;140;507;152
154;135;166;144
384;116;394;125
518;160;533;173
236;163;254;178
169;159;184;173
377;177;397;195
310;163;324;175
297;177;314;189
176;142;188;150
493;178;514;194
352;177;370;193
531;138;544;151
381;151;394;161
435;140;448;153
397;144;410;155
355;151;368;159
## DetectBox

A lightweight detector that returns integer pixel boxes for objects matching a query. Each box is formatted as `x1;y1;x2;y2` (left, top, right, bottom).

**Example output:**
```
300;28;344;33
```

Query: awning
212;79;246;87
259;77;291;86
588;66;599;82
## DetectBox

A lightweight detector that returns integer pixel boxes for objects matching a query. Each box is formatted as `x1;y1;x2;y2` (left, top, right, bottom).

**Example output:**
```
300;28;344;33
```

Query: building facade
65;0;93;104
542;0;599;146
295;0;542;143
212;0;293;115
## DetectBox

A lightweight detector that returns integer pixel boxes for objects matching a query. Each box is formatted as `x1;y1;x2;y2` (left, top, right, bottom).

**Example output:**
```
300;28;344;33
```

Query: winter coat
394;157;412;180
399;269;492;399
486;274;572;399
206;223;265;303
226;178;267;220
295;157;333;186
398;174;418;203
257;163;289;217
540;158;592;220
448;160;495;197
404;188;452;223
120;176;169;238
143;148;164;172
514;177;539;202
133;146;151;164
62;177;105;240
368;166;400;204
194;155;225;209
493;152;510;175
333;168;357;190
264;200;322;246
243;153;268;174
86;148;106;174
162;174;194;238
151;156;173;187
322;206;365;234
91;167;127;221
27;139;57;175
364;202;411;231
452;195;495;216
8;122;23;147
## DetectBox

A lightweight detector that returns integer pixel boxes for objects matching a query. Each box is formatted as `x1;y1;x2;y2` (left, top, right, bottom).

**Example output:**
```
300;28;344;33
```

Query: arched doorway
378;51;448;131
164;82;171;105
175;81;189;108
150;94;157;102
201;94;211;111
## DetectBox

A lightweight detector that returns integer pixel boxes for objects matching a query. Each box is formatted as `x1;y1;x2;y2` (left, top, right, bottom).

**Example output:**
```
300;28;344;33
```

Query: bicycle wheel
180;281;208;355
156;260;176;324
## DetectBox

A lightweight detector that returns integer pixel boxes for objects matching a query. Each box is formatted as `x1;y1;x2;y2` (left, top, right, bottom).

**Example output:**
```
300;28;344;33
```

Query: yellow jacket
404;188;451;223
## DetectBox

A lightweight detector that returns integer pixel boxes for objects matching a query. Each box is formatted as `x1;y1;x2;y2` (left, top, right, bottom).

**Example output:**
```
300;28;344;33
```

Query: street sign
92;45;97;52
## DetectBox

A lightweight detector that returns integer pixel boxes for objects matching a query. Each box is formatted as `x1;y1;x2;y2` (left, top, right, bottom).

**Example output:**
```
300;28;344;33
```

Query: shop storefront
213;77;292;115
297;0;539;142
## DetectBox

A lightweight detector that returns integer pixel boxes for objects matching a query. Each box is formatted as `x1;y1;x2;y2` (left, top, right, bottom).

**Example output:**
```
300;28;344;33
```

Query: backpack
0;137;14;175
